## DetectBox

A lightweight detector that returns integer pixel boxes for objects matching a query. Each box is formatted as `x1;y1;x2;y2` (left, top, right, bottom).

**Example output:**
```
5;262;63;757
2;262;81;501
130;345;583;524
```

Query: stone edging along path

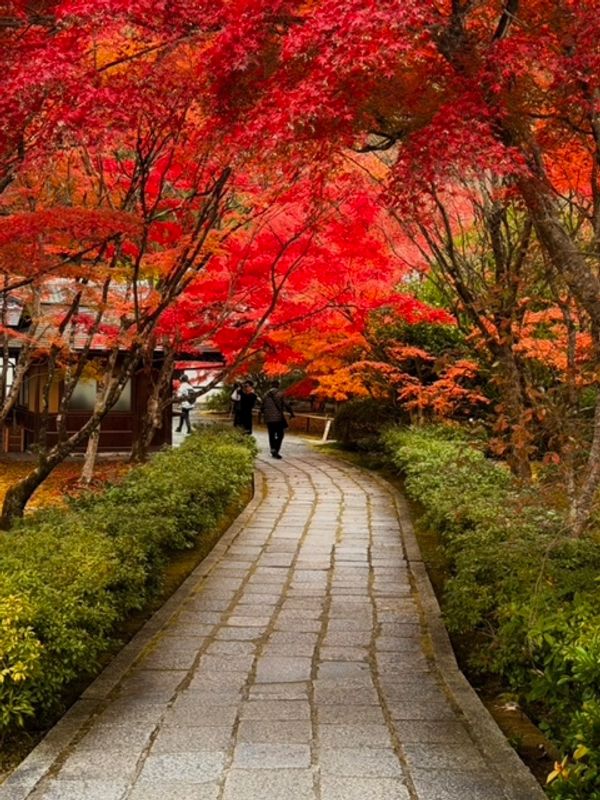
0;434;546;800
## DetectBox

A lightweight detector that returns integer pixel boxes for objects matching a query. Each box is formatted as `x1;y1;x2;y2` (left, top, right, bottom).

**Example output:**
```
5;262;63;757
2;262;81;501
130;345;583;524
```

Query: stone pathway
0;434;545;800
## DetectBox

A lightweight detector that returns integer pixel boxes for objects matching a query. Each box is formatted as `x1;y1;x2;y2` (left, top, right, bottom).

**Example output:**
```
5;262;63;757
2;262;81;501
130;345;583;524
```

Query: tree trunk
0;362;138;528
494;345;532;481
129;411;155;463
517;178;600;332
569;393;600;538
0;459;55;529
79;379;104;484
0;416;109;528
516;178;600;527
141;395;165;461
80;425;100;485
129;342;175;463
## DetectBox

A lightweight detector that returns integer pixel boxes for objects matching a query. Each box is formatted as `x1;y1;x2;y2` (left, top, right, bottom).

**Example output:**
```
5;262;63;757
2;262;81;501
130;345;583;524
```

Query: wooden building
1;291;225;454
2;351;225;454
8;360;168;454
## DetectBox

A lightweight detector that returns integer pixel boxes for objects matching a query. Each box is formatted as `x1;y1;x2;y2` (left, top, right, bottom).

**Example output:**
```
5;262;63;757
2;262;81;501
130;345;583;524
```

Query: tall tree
0;6;238;524
214;0;600;532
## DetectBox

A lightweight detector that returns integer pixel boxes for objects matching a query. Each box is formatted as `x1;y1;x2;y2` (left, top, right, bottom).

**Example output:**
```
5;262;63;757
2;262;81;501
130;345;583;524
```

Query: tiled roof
4;282;224;359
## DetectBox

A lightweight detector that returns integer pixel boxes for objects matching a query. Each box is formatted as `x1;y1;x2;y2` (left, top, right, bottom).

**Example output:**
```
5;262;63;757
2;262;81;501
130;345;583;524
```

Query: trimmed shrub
382;426;600;799
0;427;255;735
0;596;43;732
203;387;232;413
332;398;403;450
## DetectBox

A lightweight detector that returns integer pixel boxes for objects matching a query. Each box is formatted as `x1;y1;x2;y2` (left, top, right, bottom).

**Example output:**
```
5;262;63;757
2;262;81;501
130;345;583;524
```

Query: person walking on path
175;374;197;434
262;379;294;458
238;380;258;435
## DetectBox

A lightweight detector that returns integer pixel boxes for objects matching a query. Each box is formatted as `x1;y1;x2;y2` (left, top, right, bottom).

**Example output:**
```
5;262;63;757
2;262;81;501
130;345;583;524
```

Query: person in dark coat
238;380;258;434
262;380;294;458
231;382;242;427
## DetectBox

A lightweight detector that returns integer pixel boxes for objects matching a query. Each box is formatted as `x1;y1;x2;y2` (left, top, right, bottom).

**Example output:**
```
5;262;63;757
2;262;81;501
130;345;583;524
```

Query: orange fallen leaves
0;459;131;512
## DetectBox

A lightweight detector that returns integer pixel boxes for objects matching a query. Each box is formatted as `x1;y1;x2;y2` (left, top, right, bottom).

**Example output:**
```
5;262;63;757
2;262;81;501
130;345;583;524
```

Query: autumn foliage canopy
2;0;600;533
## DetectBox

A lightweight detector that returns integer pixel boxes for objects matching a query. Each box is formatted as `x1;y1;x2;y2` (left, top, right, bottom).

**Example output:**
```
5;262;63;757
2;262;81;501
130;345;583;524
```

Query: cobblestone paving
0;434;545;800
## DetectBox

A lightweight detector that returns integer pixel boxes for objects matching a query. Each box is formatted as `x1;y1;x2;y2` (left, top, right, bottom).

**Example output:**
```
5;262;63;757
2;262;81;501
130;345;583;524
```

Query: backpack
186;387;197;405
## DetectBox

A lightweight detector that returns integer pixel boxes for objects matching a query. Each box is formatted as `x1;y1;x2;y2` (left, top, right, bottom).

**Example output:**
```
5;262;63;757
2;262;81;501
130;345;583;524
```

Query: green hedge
0;427;256;736
332;398;403;450
382;426;600;799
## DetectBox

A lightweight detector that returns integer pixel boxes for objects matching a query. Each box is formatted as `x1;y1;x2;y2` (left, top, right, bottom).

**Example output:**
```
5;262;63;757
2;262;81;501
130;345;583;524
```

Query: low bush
203;387;232;413
0;595;43;732
0;427;255;737
382;426;600;799
332;398;403;450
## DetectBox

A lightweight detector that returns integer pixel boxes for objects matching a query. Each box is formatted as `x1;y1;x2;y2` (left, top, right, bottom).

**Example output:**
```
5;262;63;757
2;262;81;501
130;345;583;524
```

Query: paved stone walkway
0;434;545;800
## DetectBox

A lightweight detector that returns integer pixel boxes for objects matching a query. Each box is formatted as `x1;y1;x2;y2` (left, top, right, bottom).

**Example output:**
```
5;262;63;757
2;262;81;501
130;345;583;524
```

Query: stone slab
239;700;311;721
76;724;154;752
222;769;316;800
31;781;128;800
232;743;311;769
137;752;226;784
409;769;507;800
58;750;140;780
319;747;403;778
319;777;410;800
151;725;234;753
255;657;313;683
318;724;393;749
128;782;220;800
236;720;312;744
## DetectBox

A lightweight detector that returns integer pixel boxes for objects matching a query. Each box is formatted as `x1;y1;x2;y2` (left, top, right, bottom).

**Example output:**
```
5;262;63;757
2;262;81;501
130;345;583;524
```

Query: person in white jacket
175;374;196;434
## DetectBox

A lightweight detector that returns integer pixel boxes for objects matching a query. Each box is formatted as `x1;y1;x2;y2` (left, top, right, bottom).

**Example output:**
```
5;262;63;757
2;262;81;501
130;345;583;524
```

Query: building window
68;379;132;412
113;380;132;412
0;357;16;392
68;378;97;411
